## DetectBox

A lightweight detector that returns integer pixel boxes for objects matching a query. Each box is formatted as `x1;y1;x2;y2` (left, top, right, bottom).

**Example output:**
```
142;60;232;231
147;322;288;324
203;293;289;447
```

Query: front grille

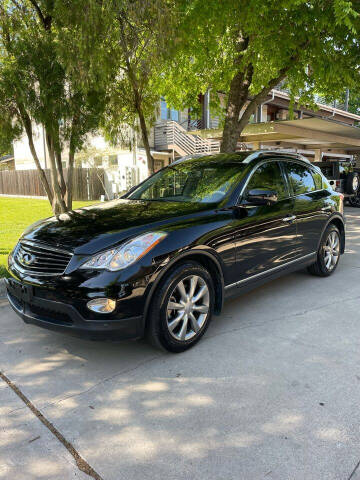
13;240;72;277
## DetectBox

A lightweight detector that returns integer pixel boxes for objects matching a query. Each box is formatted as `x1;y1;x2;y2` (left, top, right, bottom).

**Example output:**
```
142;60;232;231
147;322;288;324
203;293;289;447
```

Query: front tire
307;225;341;277
146;262;214;353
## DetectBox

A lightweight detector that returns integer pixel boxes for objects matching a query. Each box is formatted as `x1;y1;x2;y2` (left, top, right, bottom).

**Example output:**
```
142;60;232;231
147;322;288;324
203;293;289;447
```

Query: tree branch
29;0;45;24
29;0;51;30
238;42;310;130
16;102;54;204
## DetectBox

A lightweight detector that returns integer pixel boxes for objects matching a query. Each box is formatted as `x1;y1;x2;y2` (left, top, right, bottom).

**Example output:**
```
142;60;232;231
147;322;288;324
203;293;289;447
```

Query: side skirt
224;253;317;299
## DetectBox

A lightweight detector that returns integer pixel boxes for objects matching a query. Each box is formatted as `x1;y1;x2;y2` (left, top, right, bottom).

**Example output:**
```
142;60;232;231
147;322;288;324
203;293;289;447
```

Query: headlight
80;232;167;271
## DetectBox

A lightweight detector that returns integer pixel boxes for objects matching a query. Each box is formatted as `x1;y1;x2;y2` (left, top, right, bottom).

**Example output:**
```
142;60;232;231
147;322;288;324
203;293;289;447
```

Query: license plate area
7;278;33;303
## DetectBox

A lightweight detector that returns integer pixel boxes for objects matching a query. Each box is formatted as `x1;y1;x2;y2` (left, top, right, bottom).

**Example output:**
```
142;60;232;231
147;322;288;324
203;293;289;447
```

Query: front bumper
5;278;143;341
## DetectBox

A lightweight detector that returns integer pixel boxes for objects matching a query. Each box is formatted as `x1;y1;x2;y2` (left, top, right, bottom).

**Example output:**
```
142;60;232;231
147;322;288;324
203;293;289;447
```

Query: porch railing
154;121;220;156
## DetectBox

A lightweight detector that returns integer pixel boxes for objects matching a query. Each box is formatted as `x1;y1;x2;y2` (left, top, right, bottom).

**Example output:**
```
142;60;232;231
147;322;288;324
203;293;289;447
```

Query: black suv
316;159;360;207
6;151;345;352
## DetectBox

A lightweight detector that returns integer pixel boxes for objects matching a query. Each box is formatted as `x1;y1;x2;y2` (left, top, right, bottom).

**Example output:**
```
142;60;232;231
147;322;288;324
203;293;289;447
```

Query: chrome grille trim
21;240;71;256
13;240;73;277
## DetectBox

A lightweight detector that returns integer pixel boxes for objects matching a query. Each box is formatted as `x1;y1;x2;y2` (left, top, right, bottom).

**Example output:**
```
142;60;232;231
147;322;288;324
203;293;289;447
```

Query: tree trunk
127;68;154;174
117;14;154;175
55;149;67;198
45;132;67;214
137;102;154;175
221;69;289;153
18;105;54;205
54;123;66;197
221;43;303;153
66;148;75;210
221;70;252;153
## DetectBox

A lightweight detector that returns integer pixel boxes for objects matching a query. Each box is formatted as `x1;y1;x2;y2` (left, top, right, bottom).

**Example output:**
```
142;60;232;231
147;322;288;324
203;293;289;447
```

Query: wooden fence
0;168;105;201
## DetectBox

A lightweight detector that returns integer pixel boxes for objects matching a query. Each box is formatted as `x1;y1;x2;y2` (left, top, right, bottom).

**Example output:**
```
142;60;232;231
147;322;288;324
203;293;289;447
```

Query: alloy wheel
166;275;210;341
323;231;340;271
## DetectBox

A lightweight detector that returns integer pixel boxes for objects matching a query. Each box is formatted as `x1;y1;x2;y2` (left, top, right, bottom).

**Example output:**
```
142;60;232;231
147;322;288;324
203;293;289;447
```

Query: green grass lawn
0;197;95;278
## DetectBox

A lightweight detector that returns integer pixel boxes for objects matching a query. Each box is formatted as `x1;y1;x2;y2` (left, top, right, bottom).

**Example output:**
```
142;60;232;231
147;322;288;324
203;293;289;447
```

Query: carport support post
314;149;322;162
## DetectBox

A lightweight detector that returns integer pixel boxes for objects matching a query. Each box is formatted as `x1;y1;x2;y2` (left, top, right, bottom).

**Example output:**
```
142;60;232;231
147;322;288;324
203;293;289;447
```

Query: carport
195;117;360;161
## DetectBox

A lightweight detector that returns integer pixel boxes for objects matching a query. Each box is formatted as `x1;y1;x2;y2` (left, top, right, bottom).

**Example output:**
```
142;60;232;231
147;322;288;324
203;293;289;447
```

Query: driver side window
246;161;288;200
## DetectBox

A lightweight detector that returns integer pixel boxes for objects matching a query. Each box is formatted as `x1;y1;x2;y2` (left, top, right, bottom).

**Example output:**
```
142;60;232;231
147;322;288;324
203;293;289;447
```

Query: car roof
173;150;310;166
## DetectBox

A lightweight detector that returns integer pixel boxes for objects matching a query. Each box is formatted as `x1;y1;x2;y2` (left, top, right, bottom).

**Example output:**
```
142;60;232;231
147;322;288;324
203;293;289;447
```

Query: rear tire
307;225;341;277
146;261;214;353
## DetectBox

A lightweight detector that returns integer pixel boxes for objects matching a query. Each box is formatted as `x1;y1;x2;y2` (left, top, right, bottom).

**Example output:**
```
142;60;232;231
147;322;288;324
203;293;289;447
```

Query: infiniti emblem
19;252;35;266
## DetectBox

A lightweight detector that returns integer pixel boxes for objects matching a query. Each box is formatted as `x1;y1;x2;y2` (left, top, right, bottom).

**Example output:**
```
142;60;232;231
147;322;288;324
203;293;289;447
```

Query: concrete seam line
0;371;104;480
348;459;360;480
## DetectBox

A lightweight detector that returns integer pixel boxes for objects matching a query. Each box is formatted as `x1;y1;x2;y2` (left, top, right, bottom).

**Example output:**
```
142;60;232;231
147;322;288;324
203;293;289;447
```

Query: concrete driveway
1;207;360;480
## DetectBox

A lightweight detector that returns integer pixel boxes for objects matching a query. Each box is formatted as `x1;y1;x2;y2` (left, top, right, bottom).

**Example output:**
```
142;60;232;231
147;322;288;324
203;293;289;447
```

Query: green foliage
160;0;360;119
0;114;18;156
0;0;113;211
98;0;173;149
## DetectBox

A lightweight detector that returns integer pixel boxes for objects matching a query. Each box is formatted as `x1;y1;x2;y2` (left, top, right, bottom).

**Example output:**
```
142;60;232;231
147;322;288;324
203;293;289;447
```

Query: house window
169;108;179;122
160;97;179;122
160;98;168;120
109;155;118;167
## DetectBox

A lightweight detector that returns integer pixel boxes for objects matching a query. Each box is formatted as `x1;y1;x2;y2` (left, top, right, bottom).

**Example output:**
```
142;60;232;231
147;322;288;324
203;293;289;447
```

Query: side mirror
245;189;278;206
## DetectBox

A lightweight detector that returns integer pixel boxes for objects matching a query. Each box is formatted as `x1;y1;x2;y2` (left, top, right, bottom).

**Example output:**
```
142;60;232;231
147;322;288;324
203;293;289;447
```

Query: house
155;88;360;163
12;124;172;199
10;87;360;199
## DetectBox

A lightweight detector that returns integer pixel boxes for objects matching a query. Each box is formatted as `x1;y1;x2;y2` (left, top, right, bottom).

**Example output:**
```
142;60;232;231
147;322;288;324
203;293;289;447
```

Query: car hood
21;199;215;254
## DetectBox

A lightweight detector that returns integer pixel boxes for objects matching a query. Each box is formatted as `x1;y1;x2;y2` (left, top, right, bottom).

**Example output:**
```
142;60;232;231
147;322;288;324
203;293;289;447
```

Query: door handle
321;206;332;212
282;215;296;223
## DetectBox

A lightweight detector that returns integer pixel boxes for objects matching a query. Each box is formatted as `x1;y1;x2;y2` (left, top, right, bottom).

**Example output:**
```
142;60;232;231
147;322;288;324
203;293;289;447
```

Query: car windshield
127;160;246;203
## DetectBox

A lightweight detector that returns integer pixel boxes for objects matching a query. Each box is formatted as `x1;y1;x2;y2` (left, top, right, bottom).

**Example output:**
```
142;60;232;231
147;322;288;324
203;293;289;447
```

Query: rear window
312;170;323;190
286;162;316;195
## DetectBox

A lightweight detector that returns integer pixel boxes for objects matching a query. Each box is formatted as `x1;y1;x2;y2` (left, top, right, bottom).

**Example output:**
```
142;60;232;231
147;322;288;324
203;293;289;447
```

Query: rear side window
286;162;316;195
246;161;288;199
312;170;323;190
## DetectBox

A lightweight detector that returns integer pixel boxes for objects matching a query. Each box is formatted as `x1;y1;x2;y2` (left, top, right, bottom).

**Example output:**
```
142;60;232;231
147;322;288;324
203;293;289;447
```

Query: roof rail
172;153;213;165
243;150;310;164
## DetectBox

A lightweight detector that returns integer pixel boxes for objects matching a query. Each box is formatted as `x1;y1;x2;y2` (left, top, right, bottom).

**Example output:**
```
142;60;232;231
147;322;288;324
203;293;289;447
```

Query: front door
234;160;298;283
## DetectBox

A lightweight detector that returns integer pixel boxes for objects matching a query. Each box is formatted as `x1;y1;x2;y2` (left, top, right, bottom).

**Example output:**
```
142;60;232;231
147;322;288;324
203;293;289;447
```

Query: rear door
282;161;332;256
234;160;298;282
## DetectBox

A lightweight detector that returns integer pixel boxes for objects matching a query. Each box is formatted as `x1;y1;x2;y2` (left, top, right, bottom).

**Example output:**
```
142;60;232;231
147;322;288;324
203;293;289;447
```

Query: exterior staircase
154;121;220;157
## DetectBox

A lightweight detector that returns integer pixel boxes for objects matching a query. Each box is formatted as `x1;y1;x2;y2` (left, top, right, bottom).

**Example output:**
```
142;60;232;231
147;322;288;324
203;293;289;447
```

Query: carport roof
194;117;360;150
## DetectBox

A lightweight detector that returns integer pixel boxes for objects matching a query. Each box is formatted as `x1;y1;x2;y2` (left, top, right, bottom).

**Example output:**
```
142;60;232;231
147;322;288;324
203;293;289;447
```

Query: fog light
87;298;116;313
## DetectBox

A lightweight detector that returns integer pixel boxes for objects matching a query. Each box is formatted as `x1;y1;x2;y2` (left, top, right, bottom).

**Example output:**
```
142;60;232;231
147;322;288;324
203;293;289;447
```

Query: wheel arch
324;215;345;254
143;250;225;331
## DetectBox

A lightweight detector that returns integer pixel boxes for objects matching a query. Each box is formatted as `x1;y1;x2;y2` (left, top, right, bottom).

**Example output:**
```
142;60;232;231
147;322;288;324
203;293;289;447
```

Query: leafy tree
0;0;108;213
339;89;360;116
161;0;360;152
98;0;174;175
0;111;18;157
